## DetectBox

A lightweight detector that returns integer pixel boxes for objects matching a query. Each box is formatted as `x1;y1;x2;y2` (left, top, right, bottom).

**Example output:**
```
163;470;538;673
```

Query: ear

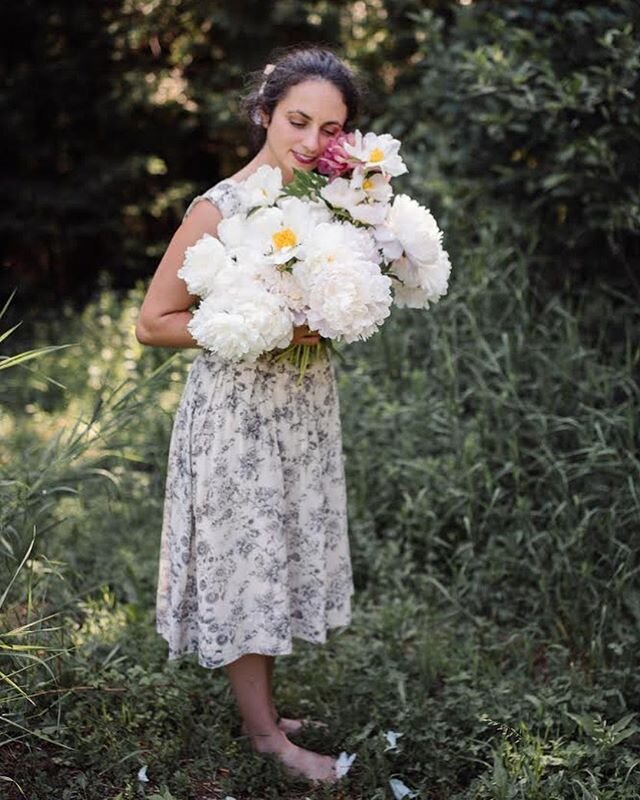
260;109;270;128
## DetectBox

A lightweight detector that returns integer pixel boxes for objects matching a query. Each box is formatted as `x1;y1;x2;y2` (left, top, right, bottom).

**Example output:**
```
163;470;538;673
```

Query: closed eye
290;121;340;136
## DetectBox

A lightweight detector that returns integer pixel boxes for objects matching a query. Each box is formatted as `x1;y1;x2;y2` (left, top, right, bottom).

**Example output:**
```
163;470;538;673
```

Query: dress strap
182;179;243;222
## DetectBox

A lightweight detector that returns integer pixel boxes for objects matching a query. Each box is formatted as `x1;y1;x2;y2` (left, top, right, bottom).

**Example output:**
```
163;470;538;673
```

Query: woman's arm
135;201;223;348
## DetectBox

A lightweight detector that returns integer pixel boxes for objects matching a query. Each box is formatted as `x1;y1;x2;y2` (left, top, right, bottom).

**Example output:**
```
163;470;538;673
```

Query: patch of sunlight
148;67;198;112
70;586;129;648
146;156;168;176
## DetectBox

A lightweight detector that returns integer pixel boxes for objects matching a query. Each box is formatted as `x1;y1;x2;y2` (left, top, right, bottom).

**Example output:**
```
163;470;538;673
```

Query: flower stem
272;339;330;384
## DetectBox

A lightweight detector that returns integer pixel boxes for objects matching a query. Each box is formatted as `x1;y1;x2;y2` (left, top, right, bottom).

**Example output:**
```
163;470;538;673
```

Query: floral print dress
155;179;355;669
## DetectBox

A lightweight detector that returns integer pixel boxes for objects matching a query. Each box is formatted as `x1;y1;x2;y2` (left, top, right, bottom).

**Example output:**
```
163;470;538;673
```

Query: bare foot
241;716;329;737
249;729;339;784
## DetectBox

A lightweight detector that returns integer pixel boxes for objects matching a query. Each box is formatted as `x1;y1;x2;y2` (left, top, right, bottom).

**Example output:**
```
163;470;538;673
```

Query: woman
135;47;361;784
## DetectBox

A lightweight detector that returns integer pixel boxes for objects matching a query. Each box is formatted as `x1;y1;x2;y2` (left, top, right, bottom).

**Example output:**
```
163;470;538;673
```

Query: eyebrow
287;110;343;126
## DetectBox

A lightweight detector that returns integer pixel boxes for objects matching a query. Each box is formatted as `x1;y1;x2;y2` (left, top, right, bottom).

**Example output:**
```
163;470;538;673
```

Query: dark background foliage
2;0;638;311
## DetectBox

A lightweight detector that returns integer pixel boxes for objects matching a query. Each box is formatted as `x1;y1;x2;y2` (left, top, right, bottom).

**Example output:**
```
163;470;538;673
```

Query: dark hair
240;46;363;152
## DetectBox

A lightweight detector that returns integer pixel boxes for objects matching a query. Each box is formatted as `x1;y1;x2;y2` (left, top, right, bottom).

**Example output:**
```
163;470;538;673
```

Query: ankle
249;728;290;754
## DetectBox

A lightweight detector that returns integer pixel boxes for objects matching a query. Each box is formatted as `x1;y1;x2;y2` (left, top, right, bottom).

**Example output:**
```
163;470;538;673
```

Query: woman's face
261;78;348;182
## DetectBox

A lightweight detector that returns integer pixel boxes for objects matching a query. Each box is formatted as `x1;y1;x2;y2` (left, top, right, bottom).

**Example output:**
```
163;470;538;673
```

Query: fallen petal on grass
389;776;419;799
335;750;357;778
384;729;404;751
137;765;149;782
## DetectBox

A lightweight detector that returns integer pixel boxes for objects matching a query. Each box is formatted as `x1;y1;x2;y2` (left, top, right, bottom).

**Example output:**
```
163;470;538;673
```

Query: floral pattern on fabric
182;179;243;222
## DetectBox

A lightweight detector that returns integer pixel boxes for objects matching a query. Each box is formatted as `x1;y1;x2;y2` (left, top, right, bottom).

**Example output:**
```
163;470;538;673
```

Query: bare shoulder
178;196;223;241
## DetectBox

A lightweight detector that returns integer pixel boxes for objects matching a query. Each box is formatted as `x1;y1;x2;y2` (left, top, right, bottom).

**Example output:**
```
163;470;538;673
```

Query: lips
292;151;317;165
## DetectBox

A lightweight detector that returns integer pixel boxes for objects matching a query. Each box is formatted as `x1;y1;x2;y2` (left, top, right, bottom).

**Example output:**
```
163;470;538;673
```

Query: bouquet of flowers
178;130;451;379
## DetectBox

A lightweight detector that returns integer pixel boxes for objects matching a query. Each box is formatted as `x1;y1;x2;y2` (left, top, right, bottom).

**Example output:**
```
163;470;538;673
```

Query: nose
301;127;321;155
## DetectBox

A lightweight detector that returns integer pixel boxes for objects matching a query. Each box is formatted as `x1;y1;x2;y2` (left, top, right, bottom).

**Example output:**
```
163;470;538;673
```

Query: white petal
321;177;365;209
349;202;389;226
335;751;357;778
389;777;419;799
384;729;404;750
137;765;149;782
239;164;283;207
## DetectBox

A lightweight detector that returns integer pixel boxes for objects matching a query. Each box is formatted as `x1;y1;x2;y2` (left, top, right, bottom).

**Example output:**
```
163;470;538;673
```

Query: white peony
303;220;374;264
343;131;408;177
351;167;393;204
217;213;249;252
237;164;283;208
320;172;391;227
239;197;330;266
391;248;451;309
320;177;365;210
293;224;392;342
373;222;404;262
177;234;230;298
385;194;443;268
349;202;389;226
378;194;451;306
187;285;293;362
179;129;450;368
253;261;306;314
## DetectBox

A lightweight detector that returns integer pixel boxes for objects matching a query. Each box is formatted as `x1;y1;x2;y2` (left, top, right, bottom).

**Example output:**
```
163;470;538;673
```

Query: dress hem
156;618;352;671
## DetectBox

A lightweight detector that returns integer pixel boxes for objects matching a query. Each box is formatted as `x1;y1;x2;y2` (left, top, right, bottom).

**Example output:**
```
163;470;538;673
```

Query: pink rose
317;131;357;178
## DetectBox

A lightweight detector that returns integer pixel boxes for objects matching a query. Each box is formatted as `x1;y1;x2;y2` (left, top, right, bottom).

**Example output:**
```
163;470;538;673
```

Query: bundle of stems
272;337;345;383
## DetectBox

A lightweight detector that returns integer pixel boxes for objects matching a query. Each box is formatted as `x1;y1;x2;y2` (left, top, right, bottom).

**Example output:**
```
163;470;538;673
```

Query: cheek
275;122;297;145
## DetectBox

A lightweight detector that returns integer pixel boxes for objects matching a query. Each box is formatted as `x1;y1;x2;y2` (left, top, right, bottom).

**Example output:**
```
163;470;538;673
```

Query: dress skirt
155;346;354;669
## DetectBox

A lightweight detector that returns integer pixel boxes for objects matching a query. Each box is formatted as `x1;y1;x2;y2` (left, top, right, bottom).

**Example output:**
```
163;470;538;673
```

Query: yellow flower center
362;178;374;191
272;228;297;250
369;147;384;163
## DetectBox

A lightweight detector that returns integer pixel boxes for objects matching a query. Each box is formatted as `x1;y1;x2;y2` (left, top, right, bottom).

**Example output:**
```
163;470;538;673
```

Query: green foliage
340;220;640;658
0;291;71;372
280;167;329;201
370;0;640;293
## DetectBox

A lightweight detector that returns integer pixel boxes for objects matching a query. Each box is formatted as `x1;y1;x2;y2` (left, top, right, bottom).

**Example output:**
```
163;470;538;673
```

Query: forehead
276;79;348;124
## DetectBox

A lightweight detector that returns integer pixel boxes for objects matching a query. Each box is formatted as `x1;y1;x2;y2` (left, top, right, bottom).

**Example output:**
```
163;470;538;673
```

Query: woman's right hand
291;324;321;346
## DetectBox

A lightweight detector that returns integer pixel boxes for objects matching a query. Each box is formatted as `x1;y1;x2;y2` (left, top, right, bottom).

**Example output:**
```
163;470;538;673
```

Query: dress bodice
182;179;244;222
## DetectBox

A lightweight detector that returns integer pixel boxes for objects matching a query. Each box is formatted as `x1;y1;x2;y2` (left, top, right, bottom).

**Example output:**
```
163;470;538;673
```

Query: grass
1;213;639;797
